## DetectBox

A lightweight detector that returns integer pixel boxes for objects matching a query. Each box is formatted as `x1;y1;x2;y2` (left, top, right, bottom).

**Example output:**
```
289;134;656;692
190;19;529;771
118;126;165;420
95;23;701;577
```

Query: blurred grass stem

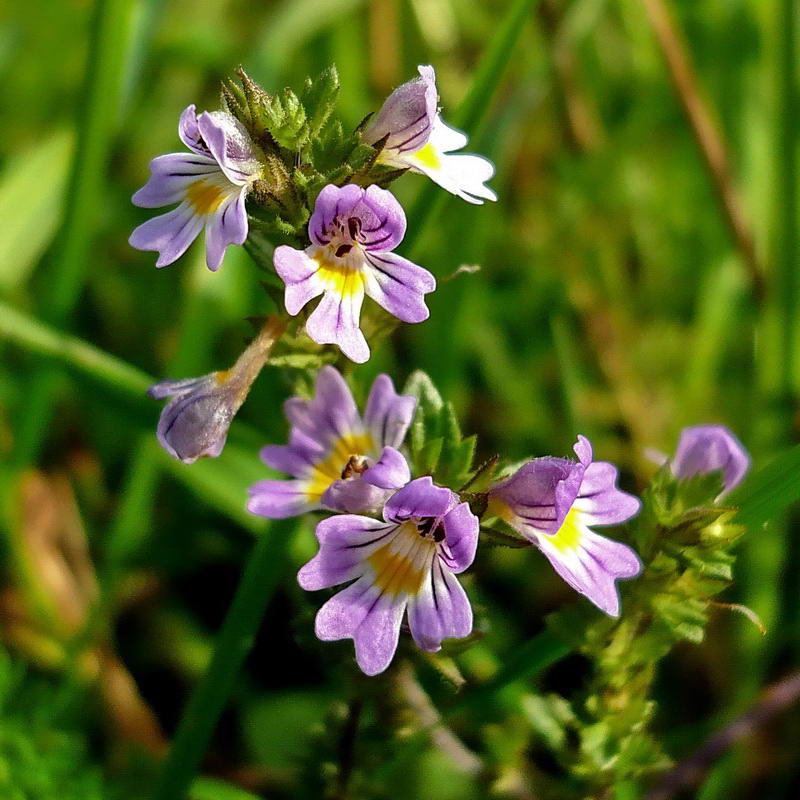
642;0;764;301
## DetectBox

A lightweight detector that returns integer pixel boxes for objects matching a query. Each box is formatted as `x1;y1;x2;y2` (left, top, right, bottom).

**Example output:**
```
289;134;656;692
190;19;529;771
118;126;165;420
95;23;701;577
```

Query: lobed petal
362;251;435;324
573;461;641;526
305;284;369;364
247;479;318;519
407;559;473;651
362;446;410;490
363;374;417;449
274;245;325;315
322;478;394;515
308;184;365;246
203;189;248;271
439;502;479;574
129;203;205;268
178;104;212;156
384;476;456;524
196;110;260;185
363;64;438;155
299;515;397;590
353;185;407;252
132;152;219;208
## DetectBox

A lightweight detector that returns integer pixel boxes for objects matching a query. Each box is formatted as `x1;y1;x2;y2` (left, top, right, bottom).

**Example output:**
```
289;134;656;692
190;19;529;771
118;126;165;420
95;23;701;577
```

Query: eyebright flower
247;366;415;519
362;65;497;204
149;316;285;463
148;373;240;463
487;436;641;617
298;477;479;675
130;105;262;271
671;424;749;496
273;183;435;363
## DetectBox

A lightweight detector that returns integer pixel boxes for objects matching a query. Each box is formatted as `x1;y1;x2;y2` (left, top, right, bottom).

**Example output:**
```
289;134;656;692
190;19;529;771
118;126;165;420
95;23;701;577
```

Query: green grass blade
153;519;296;800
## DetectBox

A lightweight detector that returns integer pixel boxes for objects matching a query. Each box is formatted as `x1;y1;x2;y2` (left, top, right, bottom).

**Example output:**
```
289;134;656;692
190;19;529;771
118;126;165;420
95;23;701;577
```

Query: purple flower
130;105;262;271
247;366;416;519
488;436;641;617
362;65;496;204
273;184;435;363
671;424;749;496
298;477;479;675
148;372;242;463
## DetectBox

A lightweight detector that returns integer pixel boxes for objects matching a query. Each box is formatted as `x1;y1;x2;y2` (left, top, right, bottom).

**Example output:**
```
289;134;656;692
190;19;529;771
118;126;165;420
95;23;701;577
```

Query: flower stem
153;519;296;800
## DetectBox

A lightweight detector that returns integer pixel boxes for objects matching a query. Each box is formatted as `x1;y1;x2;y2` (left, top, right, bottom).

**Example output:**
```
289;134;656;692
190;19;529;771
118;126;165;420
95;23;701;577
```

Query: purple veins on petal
488;435;642;617
297;477;480;675
273;183;435;363
248;366;417;519
362;64;497;204
130;104;261;271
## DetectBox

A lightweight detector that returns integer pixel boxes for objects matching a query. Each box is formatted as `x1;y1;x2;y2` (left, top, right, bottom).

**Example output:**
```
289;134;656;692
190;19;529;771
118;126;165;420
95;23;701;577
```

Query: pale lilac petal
259;436;322;478
274;246;324;315
439;502;479;574
384;477;456;523
129;203;204;268
196;110;260;185
363;446;410;489
355;185;407;252
363;64;438;154
407;559;473;651
352;592;407;675
573;462;642;525
298;516;396;590
305;285;369;364
672;424;750;495
308;184;364;246
363;251;435;323
132;153;219;208
363;374;417;449
538;528;641;617
308;366;361;442
178;104;211;156
247;479;317;519
322;478;394;515
204;190;248;271
314;574;381;640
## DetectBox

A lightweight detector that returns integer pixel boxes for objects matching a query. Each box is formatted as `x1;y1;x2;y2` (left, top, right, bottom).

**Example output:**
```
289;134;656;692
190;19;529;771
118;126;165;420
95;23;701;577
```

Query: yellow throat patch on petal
186;178;226;215
411;143;441;170
546;508;584;553
368;522;432;595
314;251;365;299
304;430;375;502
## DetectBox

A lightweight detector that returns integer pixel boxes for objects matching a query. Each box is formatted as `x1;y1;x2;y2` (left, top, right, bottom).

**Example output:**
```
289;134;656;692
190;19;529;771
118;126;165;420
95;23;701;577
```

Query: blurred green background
1;0;799;797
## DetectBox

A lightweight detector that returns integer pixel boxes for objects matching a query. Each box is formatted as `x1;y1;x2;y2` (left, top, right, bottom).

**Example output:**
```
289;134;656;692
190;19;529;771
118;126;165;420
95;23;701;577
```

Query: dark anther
335;244;353;258
341;454;369;479
418;516;445;541
348;216;362;240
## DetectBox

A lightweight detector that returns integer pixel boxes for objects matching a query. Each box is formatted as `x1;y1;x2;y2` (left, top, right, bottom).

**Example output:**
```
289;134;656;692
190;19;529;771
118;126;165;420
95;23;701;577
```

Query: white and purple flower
363;65;496;204
247;366;415;519
273;183;435;363
130;105;262;271
670;424;749;497
488;436;642;617
298;477;479;675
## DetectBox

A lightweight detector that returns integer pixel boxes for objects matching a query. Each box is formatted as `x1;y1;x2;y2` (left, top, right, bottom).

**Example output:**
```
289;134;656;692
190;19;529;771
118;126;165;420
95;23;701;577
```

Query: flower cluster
245;367;713;675
129;63;753;680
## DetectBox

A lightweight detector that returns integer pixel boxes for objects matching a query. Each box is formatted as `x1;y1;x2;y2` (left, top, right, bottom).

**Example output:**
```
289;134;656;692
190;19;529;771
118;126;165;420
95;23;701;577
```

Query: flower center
417;516;446;543
186;178;226;215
